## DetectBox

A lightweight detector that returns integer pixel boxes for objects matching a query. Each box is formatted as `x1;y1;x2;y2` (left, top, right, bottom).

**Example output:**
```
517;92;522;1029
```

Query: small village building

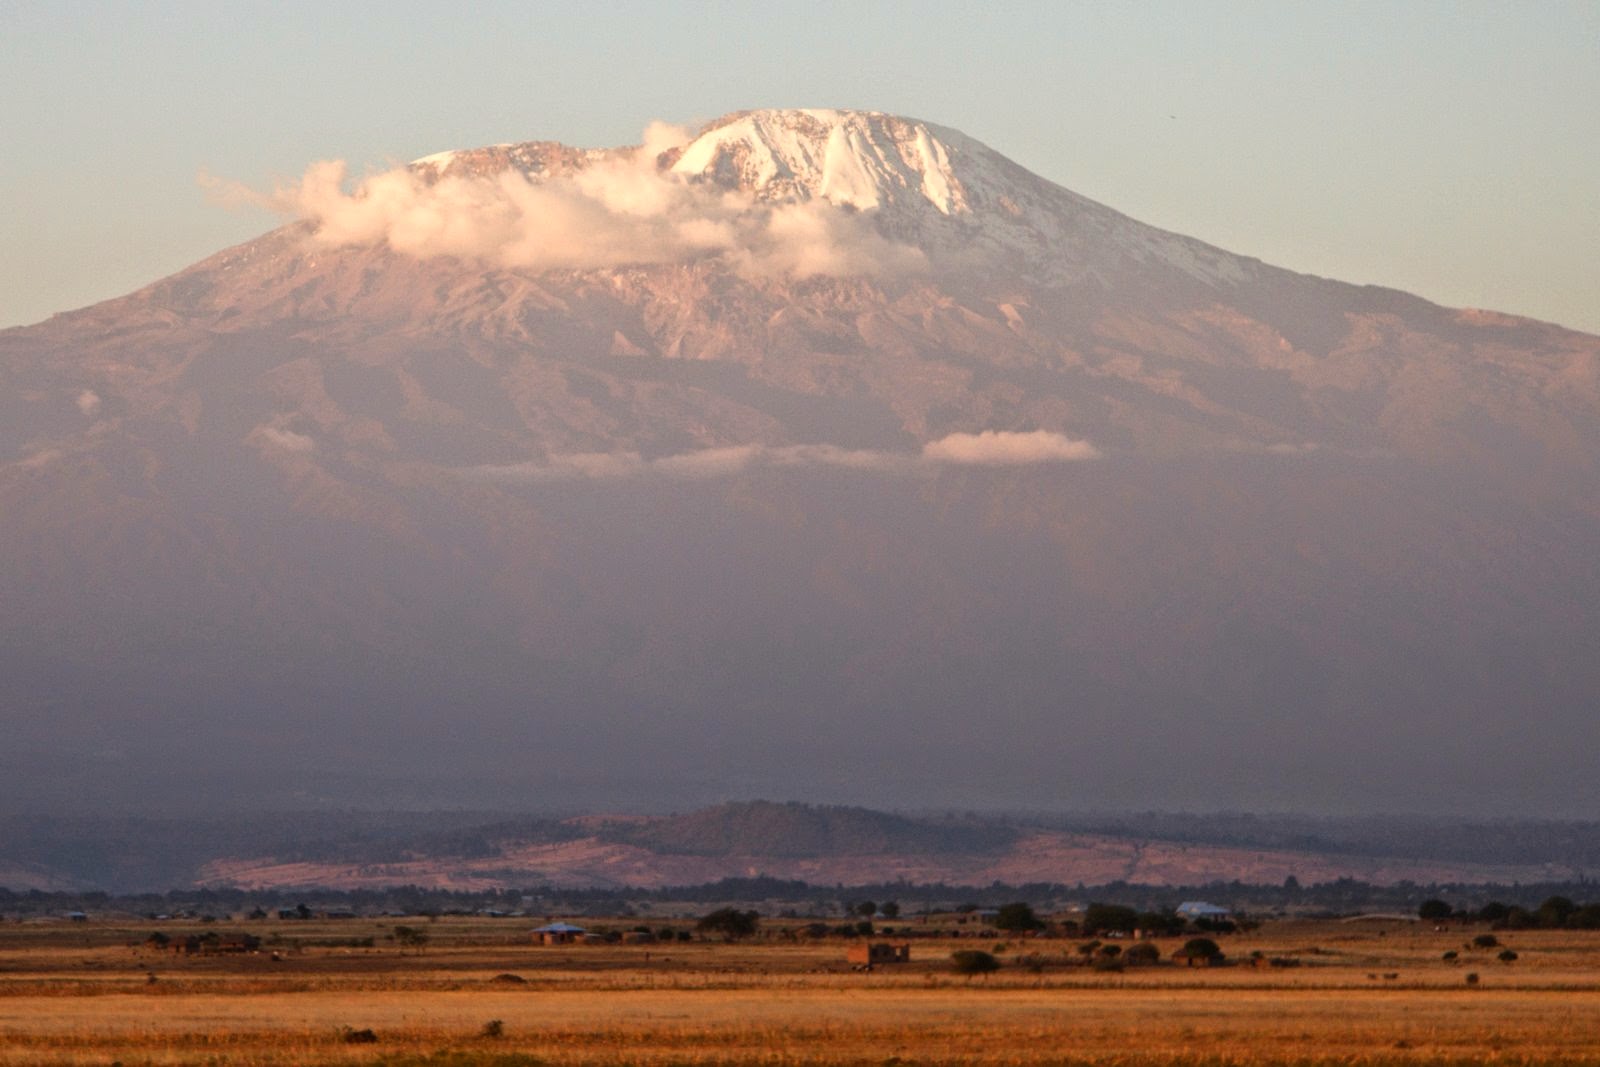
1175;901;1232;922
847;942;911;967
531;922;586;945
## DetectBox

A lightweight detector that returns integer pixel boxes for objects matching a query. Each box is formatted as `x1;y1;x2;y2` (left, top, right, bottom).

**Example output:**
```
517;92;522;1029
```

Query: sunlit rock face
2;109;1599;817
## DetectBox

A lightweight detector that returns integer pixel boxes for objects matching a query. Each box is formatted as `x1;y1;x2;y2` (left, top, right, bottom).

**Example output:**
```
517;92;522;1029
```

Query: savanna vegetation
2;911;1600;1065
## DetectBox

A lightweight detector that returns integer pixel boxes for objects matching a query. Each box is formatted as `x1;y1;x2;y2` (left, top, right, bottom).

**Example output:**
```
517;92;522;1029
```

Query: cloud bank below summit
207;123;929;279
465;431;1100;484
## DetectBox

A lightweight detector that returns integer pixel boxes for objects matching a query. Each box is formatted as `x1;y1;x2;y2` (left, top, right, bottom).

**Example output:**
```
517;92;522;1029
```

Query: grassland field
2;915;1598;1066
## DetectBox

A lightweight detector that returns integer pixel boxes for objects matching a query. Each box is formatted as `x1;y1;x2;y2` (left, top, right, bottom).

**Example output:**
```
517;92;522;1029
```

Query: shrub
340;1027;378;1044
950;949;1001;977
1497;949;1519;963
1472;933;1499;949
1465;972;1480;985
393;926;428;952
480;1019;504;1039
1442;950;1458;961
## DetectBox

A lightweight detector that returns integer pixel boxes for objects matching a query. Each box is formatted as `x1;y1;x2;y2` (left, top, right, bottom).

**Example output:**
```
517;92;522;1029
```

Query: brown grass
2;918;1598;1065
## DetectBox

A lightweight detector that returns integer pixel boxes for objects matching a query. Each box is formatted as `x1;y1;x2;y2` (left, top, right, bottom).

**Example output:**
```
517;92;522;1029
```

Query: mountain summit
2;110;1599;816
406;108;1253;289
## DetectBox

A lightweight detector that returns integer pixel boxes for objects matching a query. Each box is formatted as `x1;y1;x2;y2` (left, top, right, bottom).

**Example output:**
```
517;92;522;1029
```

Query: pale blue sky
3;1;1597;332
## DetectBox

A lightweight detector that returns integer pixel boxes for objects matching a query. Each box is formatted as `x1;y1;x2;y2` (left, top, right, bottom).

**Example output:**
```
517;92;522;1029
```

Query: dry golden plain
2;916;1599;1066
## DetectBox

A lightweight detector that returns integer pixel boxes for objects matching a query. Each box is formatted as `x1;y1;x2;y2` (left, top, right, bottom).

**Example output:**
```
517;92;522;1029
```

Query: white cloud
920;430;1100;465
207;124;928;281
254;426;316;453
467;431;1097;484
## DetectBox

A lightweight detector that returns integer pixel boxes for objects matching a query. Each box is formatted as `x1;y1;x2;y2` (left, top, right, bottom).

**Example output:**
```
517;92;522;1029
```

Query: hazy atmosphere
10;11;1600;1067
3;3;1600;825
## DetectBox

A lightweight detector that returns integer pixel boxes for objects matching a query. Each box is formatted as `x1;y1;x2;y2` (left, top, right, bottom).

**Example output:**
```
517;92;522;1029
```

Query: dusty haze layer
3;110;1599;817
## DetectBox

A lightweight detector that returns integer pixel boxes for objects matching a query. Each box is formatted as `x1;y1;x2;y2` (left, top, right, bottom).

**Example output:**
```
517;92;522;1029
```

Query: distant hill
4;804;1599;893
596;801;1015;858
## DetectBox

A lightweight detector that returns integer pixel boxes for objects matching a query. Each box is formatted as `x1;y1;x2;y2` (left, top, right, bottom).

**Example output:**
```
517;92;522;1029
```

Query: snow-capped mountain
2;110;1598;818
411;108;1255;288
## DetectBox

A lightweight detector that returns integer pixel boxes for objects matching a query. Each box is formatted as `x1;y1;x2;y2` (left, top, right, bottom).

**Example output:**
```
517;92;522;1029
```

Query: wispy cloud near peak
466;431;1099;484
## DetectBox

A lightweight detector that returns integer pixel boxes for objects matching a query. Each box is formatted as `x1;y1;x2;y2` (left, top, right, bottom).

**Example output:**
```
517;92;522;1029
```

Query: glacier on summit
249;108;1254;287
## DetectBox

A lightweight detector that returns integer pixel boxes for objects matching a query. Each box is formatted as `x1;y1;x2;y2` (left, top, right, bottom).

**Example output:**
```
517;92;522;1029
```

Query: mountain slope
2;109;1598;817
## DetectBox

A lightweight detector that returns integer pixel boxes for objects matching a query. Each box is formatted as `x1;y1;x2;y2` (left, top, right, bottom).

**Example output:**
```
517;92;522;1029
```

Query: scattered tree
1135;910;1185;936
994;902;1044;932
1082;904;1138;935
1418;899;1452;922
696;907;759;940
1536;895;1577;927
1477;902;1510;923
1179;937;1223;961
880;901;900;919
